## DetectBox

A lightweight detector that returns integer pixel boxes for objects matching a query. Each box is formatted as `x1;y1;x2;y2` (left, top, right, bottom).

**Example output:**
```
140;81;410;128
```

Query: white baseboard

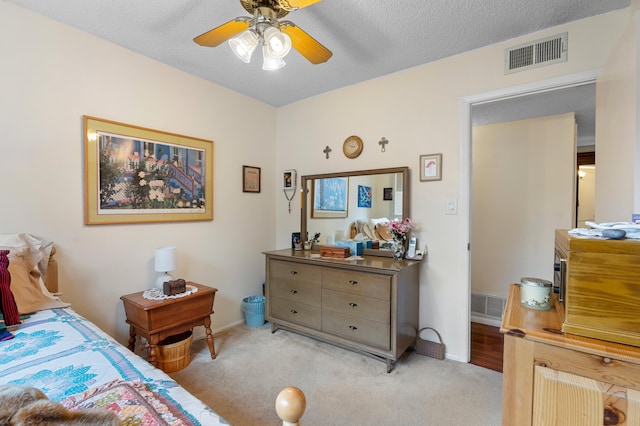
471;315;502;328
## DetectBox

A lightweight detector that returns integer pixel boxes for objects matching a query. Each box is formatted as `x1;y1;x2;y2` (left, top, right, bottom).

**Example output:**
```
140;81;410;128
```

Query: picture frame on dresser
83;115;214;225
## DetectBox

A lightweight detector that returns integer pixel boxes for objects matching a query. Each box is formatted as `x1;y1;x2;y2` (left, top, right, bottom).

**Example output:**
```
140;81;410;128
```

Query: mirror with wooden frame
301;167;409;256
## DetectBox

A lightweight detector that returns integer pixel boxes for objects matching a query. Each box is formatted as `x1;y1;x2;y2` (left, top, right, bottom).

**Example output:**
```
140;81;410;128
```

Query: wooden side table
120;282;217;367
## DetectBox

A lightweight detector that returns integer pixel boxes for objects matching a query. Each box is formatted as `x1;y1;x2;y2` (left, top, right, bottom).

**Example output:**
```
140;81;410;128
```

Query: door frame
459;69;600;361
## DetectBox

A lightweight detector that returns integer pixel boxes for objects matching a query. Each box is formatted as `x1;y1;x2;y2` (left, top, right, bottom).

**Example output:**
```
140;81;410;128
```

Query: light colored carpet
169;323;503;425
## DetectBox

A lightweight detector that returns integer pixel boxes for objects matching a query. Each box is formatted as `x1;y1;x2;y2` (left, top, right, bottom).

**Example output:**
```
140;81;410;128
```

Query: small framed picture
383;187;393;201
243;165;261;193
357;185;372;208
420;153;442;182
283;169;296;189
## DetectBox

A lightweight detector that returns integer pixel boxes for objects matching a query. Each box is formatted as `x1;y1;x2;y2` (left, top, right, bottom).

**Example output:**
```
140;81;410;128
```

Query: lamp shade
262;46;286;70
154;246;176;272
228;29;259;63
263;26;291;59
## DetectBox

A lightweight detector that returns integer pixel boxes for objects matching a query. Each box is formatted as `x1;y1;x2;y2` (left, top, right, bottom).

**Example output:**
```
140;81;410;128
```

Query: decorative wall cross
378;137;389;152
323;145;332;159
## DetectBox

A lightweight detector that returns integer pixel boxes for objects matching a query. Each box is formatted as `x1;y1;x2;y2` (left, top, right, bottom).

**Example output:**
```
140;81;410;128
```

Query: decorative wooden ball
275;386;306;426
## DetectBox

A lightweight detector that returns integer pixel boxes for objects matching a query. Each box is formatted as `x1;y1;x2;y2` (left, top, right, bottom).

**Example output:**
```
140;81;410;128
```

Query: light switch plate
446;197;458;215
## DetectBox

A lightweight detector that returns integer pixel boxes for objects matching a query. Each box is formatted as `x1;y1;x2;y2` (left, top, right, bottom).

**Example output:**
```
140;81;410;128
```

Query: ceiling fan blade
194;18;251;47
281;22;332;64
278;0;322;11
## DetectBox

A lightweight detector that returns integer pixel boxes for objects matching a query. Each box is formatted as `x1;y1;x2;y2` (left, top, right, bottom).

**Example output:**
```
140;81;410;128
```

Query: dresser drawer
271;280;321;307
270;296;321;329
533;341;640;391
322;289;389;323
322;269;390;300
270;259;322;286
322;311;390;350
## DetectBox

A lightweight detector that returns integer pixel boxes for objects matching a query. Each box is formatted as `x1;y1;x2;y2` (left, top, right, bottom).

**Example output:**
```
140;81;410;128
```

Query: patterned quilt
0;308;228;425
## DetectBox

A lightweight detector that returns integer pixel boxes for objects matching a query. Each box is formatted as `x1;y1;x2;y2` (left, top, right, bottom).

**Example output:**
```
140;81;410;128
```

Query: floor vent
505;32;567;74
471;293;506;326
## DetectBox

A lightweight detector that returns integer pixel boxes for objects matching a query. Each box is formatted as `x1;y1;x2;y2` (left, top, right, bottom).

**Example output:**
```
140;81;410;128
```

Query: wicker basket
156;331;193;373
415;327;445;360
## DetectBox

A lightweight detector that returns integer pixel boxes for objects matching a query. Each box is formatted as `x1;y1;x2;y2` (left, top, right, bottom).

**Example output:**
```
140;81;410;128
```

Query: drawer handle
348;302;358;308
290;271;298;275
290;290;298;295
348;280;358;285
290;310;298;315
348;325;358;331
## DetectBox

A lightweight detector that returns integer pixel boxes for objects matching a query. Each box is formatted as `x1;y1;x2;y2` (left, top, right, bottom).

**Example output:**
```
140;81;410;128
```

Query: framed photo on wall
83;115;214;225
312;177;349;218
383;187;393;201
358;185;372;208
243;165;261;193
420;153;442;182
283;169;296;189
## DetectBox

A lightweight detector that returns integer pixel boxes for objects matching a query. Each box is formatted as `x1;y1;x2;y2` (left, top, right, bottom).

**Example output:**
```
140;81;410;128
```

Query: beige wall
596;7;640;220
276;10;627;361
471;114;576;298
0;2;277;344
578;166;597;227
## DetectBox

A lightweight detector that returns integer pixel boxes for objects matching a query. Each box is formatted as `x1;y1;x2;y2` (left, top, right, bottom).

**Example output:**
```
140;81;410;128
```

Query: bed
0;234;227;425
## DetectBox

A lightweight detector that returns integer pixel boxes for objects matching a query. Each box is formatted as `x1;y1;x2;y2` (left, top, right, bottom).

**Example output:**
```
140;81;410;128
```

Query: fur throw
0;385;121;426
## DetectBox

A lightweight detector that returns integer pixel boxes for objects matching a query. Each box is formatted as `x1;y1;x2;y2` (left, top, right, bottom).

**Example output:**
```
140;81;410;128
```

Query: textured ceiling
5;0;630;107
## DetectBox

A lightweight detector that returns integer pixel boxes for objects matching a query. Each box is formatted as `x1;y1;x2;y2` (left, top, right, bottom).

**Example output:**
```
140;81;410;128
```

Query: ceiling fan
194;0;332;70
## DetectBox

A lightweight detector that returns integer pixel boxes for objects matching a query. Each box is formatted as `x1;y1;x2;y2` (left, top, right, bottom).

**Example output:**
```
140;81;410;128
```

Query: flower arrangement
388;217;414;241
388;218;414;260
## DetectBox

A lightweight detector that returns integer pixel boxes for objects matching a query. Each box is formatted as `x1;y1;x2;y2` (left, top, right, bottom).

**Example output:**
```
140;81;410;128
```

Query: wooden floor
470;322;504;373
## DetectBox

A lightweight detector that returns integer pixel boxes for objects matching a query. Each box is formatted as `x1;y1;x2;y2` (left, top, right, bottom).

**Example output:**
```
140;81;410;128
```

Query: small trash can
242;295;265;328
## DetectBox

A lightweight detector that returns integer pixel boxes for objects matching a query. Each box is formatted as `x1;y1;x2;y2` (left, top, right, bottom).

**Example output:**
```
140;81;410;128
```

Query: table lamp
154;246;176;288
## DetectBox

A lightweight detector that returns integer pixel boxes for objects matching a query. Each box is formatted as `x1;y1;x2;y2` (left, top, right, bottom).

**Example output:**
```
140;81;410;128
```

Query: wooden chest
557;229;640;347
319;245;351;258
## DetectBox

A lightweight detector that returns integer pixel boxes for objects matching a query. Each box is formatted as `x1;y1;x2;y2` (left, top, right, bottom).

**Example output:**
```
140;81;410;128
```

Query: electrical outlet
446;197;458;215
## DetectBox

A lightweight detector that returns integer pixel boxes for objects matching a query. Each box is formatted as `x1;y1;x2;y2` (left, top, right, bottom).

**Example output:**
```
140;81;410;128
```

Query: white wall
0;2;277;344
471;113;576;297
276;10;628;361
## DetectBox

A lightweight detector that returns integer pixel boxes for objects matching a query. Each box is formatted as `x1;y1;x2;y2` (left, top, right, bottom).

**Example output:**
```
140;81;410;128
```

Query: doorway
460;70;599;364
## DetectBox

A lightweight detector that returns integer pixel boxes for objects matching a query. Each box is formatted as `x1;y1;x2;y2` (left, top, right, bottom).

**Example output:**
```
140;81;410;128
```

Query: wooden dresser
264;249;420;372
501;284;640;425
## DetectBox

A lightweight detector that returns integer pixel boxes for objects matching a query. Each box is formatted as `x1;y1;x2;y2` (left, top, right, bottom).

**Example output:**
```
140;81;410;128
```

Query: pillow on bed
7;254;69;314
61;380;195;426
0;233;53;284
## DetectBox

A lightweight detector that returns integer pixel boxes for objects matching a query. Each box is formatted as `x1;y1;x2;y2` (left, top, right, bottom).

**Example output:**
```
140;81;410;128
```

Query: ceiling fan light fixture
262;46;286;70
263;26;292;59
228;29;259;63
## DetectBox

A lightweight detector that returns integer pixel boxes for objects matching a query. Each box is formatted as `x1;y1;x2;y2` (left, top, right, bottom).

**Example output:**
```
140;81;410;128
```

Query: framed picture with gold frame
83;115;214;225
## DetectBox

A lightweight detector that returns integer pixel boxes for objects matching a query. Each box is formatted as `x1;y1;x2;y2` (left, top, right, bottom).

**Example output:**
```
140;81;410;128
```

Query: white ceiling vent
505;32;567;74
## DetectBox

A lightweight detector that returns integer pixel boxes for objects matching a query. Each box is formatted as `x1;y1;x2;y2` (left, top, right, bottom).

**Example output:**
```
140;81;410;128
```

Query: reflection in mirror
301;167;409;255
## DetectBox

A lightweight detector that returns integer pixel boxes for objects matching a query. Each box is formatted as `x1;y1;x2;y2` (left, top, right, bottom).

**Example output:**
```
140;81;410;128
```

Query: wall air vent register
505;32;567;74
